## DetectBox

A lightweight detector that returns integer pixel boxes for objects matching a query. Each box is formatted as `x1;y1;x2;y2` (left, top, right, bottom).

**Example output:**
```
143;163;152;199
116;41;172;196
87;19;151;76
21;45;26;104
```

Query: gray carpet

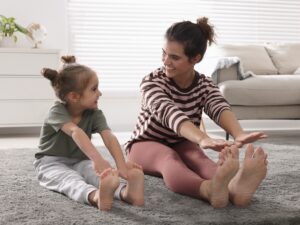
1;134;300;225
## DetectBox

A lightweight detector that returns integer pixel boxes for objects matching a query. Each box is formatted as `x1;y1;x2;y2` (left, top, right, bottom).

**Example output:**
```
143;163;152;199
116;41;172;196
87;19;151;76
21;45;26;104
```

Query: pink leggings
128;140;217;199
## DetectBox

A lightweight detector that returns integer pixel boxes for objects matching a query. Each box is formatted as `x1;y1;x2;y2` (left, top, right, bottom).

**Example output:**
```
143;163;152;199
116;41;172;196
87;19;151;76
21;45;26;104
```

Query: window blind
67;0;300;93
208;0;300;44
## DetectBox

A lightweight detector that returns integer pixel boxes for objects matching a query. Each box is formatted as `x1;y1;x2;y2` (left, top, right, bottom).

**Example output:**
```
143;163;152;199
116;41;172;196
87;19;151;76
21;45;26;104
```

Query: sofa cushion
232;106;300;120
207;44;278;75
265;43;300;74
219;75;300;106
294;67;300;75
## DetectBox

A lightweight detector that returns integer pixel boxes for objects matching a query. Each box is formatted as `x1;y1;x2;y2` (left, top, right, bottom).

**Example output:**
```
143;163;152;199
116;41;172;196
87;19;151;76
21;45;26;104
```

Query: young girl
34;56;144;211
125;17;268;208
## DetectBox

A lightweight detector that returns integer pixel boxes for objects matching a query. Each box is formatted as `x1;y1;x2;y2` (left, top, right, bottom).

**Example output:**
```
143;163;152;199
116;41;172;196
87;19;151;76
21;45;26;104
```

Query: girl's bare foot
121;168;144;206
229;144;268;207
98;168;119;211
200;146;239;208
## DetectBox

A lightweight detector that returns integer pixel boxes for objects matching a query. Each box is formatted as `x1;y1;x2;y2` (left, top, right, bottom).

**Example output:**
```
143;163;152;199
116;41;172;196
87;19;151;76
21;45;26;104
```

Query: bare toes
100;168;112;179
245;144;254;159
253;147;265;158
230;146;239;159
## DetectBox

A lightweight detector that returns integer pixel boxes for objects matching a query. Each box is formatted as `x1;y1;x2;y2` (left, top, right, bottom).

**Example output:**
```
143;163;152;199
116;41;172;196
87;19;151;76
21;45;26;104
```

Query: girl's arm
99;129;128;178
61;122;112;173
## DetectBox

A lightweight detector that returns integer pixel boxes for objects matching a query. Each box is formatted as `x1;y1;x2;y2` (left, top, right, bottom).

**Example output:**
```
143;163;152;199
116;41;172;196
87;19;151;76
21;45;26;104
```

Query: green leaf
15;23;29;35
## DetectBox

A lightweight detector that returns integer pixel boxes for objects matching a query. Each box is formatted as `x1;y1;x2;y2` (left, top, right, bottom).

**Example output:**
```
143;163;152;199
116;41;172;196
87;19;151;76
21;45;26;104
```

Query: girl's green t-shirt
36;101;109;159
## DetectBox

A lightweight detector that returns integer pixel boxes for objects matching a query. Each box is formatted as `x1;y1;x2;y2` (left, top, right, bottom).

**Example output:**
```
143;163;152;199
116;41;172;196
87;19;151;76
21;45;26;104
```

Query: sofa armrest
216;64;239;84
197;56;241;84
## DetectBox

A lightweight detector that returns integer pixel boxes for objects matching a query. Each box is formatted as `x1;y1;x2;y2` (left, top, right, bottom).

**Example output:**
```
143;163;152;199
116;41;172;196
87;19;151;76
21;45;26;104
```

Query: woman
125;17;268;208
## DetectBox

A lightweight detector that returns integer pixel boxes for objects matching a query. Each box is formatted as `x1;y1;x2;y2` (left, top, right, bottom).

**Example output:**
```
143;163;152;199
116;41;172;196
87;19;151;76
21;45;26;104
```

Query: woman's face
162;40;196;79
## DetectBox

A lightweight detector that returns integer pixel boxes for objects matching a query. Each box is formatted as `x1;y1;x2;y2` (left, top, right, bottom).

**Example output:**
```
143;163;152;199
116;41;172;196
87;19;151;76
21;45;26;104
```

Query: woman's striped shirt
125;67;231;153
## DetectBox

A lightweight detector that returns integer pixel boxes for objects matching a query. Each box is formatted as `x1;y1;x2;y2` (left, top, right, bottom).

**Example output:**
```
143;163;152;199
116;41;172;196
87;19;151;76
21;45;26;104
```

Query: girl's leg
74;159;144;207
72;160;121;210
172;141;217;179
34;156;97;205
119;165;145;206
128;141;204;199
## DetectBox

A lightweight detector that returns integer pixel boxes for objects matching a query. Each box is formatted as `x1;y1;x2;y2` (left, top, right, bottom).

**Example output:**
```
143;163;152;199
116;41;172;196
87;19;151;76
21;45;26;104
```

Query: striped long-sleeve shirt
125;67;231;153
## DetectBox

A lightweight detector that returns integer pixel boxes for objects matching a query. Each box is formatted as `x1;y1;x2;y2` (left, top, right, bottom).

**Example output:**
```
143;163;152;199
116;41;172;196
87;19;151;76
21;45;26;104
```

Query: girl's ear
66;91;80;103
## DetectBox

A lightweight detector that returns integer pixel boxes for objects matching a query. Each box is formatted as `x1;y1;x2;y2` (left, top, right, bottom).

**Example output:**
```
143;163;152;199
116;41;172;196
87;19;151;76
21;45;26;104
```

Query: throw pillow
265;43;300;74
206;44;278;75
294;67;300;75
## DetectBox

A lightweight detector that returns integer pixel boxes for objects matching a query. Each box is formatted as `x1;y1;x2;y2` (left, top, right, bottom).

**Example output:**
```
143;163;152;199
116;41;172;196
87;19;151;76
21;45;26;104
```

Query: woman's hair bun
61;55;76;64
196;17;209;25
41;68;58;86
196;16;215;45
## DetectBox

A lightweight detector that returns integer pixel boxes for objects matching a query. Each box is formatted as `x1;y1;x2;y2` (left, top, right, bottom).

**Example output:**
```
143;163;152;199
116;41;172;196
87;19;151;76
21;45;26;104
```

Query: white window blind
208;0;300;44
67;0;300;93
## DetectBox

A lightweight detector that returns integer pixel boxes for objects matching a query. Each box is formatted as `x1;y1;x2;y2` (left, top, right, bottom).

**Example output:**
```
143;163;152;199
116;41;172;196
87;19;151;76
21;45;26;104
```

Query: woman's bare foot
200;146;240;208
121;167;144;206
97;168;120;211
229;144;268;207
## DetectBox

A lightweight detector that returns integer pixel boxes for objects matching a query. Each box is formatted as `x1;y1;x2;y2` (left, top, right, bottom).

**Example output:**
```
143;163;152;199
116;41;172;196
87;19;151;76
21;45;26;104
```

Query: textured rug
1;134;300;225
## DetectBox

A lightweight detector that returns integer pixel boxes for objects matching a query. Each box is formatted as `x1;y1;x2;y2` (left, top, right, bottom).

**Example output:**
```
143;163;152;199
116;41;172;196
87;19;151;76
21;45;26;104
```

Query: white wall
99;92;141;131
1;0;299;133
0;0;68;50
0;0;143;132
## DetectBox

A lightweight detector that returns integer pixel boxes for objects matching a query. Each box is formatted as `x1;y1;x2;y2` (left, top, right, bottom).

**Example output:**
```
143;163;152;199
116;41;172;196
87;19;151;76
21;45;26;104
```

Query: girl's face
162;40;197;80
79;72;102;110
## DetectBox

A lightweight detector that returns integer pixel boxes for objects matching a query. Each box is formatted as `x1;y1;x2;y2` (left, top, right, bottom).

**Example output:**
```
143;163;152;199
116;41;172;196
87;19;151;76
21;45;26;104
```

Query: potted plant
0;15;28;47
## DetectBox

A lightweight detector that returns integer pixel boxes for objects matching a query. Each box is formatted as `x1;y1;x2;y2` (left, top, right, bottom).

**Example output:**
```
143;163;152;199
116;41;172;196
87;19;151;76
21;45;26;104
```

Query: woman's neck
173;70;195;89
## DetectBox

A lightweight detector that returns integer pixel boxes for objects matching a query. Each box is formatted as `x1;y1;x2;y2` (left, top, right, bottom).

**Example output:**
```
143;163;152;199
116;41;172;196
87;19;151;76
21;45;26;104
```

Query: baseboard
0;119;299;136
203;118;300;132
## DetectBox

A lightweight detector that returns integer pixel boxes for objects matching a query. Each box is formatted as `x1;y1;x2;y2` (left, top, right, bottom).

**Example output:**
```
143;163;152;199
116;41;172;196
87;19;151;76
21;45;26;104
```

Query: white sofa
198;43;300;121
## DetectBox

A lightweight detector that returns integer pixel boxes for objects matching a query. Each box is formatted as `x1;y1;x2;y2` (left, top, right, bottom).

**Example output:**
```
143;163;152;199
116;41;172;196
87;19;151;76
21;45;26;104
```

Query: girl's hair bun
41;68;58;86
61;55;76;64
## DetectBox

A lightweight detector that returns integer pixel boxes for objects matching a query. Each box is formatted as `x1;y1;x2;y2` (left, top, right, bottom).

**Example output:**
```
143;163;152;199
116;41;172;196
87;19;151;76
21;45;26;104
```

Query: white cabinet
0;48;60;127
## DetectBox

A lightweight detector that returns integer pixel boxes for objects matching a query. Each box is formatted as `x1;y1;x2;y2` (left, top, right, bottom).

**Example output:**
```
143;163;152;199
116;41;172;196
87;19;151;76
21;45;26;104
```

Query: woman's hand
93;159;113;176
234;132;267;147
118;161;143;180
199;137;234;152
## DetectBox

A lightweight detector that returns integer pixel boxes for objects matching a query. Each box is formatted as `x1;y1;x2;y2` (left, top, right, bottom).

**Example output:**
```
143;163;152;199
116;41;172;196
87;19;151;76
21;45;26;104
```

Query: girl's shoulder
84;108;106;121
48;101;68;114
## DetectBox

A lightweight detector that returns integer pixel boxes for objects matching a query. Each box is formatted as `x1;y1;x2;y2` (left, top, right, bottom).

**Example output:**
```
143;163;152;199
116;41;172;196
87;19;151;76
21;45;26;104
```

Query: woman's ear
194;54;202;63
190;54;202;64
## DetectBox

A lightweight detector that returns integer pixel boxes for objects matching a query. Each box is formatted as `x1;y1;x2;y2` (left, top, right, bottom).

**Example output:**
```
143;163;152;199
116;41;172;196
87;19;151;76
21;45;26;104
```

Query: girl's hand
93;159;112;176
234;132;267;147
118;161;143;180
199;137;234;152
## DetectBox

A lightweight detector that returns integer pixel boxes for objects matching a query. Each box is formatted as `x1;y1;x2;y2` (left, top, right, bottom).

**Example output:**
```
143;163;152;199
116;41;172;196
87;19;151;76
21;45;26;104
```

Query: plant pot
0;36;16;48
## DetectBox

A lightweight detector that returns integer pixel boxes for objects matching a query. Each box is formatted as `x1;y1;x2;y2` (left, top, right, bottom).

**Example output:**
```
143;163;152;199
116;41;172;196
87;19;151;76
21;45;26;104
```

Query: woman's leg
228;144;268;207
172;140;217;179
128;141;204;198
